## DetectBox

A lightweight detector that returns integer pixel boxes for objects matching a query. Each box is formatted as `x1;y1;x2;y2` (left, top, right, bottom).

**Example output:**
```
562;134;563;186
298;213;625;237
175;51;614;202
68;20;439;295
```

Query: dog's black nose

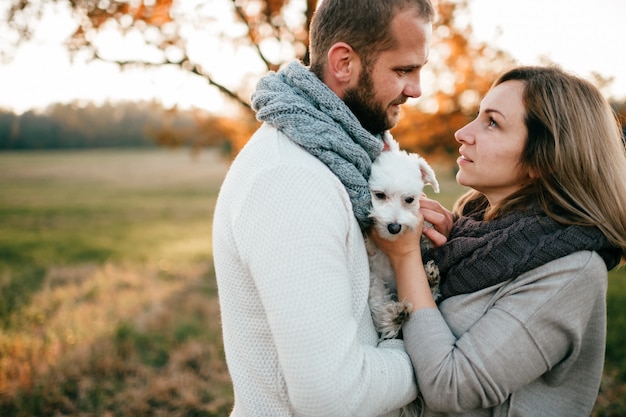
387;223;402;234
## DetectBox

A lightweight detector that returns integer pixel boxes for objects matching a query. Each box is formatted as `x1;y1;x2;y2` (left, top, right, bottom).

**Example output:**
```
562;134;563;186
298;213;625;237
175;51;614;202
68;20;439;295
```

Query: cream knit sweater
212;123;417;416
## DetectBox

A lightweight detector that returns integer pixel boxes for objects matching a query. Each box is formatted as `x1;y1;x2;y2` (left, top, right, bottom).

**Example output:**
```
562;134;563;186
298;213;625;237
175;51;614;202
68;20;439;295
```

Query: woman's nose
454;122;473;144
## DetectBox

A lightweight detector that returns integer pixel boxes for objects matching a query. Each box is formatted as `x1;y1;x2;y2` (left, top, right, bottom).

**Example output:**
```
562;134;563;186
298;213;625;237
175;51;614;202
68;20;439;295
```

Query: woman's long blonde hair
454;66;626;263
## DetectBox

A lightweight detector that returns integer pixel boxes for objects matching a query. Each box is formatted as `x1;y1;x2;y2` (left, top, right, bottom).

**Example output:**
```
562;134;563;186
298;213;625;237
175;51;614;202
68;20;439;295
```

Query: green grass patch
0;150;216;319
606;268;626;381
0;265;46;326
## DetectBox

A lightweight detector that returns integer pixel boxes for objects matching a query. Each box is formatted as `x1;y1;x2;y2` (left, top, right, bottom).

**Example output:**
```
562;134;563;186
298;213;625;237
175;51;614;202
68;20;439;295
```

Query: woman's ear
326;42;361;92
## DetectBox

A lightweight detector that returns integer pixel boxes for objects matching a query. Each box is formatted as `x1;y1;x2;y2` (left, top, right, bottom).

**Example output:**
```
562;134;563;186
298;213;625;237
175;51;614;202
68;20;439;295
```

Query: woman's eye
405;197;415;204
488;118;498;128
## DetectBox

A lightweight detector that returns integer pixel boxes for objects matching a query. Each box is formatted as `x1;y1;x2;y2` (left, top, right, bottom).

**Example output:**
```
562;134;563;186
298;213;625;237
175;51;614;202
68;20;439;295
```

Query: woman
373;66;626;416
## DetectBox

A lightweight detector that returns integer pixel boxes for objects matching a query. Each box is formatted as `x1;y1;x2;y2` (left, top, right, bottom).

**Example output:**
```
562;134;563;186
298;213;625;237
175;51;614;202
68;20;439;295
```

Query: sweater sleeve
402;251;607;412
233;162;416;416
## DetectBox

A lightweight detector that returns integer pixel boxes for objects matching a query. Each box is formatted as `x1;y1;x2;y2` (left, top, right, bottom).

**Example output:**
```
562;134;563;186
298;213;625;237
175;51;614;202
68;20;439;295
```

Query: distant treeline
0;101;199;150
2;99;623;153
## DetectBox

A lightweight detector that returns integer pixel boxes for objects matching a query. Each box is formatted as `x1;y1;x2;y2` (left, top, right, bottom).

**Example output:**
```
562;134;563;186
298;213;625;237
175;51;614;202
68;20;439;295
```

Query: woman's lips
457;154;473;164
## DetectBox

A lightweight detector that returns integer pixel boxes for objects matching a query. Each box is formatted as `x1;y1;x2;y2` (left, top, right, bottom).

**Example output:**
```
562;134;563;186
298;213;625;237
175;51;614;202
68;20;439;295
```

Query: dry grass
0;262;233;416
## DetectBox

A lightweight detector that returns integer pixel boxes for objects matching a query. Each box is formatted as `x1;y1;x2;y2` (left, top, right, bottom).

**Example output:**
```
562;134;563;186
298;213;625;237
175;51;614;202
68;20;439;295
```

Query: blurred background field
0;149;233;416
0;150;624;416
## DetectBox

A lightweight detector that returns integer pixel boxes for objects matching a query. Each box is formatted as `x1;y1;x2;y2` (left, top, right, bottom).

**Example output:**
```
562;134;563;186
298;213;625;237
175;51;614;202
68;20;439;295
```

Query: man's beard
343;69;392;135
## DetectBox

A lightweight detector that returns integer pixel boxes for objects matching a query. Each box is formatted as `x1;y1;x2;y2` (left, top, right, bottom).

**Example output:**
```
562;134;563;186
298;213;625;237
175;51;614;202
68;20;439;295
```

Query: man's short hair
309;0;435;77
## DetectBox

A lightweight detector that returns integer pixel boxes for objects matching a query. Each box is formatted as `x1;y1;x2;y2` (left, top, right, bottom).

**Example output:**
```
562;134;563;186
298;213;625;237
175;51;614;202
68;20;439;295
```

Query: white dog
366;137;441;342
365;138;440;417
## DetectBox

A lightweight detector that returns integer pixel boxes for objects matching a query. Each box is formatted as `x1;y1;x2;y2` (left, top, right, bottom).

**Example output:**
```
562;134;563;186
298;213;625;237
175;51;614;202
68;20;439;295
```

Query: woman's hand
370;214;424;262
369;214;437;310
420;197;454;247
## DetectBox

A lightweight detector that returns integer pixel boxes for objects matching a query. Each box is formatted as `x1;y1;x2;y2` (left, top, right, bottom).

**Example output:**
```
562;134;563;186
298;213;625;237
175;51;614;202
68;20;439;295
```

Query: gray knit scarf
424;202;621;302
251;61;384;231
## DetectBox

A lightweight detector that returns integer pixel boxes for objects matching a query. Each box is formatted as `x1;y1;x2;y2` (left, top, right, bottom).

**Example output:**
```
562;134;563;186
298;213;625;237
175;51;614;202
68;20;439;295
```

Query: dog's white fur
365;138;440;417
366;137;440;339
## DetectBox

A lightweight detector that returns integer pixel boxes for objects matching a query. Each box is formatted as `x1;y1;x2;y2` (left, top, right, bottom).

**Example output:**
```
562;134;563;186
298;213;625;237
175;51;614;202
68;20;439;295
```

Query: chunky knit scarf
251;61;384;231
424;203;621;302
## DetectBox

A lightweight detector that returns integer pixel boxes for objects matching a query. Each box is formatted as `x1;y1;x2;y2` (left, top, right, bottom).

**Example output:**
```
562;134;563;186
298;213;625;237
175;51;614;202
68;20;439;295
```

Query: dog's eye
405;197;415;204
374;192;386;200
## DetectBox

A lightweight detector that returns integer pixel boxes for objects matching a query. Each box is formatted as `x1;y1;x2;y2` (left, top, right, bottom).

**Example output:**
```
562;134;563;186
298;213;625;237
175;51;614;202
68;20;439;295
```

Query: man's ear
326;42;361;93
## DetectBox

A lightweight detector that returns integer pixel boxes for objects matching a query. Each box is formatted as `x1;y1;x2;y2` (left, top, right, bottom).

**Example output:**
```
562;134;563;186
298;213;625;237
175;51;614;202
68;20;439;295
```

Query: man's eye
375;192;386;200
405;197;415;204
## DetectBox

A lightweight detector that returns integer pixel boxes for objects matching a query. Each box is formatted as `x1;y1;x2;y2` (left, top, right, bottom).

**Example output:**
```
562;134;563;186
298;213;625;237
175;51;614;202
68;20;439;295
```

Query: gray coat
404;251;607;416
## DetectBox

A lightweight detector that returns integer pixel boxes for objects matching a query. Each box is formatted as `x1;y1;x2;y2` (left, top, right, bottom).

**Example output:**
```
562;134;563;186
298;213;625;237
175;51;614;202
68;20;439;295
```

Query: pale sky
1;0;625;114
468;0;626;99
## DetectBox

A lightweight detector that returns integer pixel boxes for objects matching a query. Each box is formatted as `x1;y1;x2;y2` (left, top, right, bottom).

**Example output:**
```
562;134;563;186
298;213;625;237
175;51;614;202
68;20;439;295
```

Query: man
212;0;434;415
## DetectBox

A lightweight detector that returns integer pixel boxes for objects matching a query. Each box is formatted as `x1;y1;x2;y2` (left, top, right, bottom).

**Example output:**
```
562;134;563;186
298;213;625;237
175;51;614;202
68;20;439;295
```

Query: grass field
0;149;624;416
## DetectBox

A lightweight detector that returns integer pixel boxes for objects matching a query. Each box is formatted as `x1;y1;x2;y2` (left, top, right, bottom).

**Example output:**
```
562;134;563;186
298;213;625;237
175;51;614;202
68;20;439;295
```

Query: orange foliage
266;0;289;17
149;106;260;157
93;0;174;28
391;0;516;158
193;111;260;157
392;106;472;156
215;116;260;155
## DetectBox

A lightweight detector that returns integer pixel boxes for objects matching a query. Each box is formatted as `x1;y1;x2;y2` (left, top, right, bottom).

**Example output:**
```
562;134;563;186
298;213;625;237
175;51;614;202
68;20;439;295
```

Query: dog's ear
418;158;440;193
383;133;401;152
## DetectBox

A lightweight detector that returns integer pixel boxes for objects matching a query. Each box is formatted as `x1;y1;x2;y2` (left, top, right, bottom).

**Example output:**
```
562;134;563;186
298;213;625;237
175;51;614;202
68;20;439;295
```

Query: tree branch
231;0;276;72
92;51;253;113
